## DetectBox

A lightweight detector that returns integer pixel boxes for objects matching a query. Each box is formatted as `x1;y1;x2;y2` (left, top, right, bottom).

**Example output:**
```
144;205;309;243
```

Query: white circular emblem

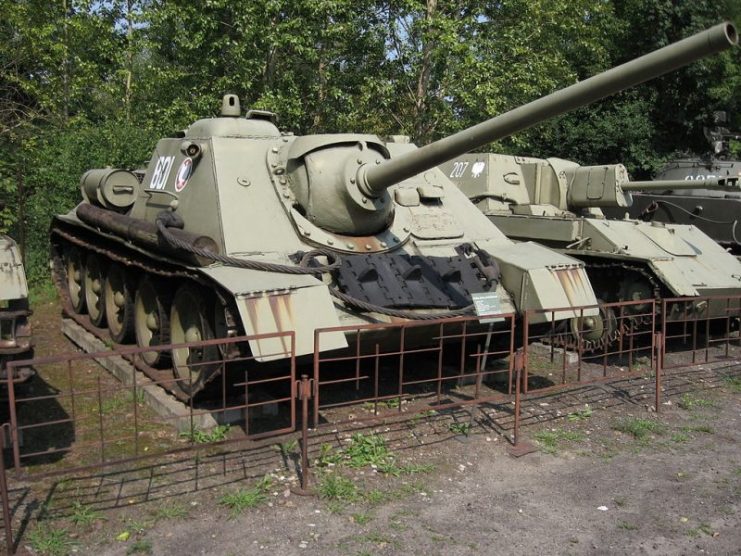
175;158;193;192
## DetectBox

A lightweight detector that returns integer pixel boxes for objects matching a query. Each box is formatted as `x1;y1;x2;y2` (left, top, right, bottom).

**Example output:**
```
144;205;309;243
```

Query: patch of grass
686;523;714;537
613;496;626;508
395;463;435;475
681;424;714;434
127;538;153;555
362;398;401;412
29;280;58;304
99;390;146;414
533;429;586;454
357;531;400;549
722;375;741;393
678;393;715;411
125;518;153;535
363;488;386;505
317;474;360;502
152;502;188;521
344;433;394;469
617;521;638;530
318;433;398;472
218;478;271;518
670;433;689;443
27;525;76;556
276;439;298;457
568;405;593;422
352;512;372;525
180;424;231;444
70;500;104;527
448;422;472;436
612;418;666;440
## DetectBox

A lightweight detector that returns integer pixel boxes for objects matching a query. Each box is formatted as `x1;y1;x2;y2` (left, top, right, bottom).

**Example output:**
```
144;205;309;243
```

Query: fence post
293;374;314;495
513;351;523;446
0;424;14;555
654;332;663;413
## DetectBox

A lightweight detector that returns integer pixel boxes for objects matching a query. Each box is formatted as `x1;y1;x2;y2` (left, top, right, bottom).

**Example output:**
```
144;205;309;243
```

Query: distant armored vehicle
49;23;737;396
1;235;34;384
442;152;741;345
605;112;741;253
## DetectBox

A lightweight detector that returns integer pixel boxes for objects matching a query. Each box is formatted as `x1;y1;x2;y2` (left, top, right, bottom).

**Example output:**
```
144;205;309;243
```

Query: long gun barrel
624;177;740;191
359;22;738;197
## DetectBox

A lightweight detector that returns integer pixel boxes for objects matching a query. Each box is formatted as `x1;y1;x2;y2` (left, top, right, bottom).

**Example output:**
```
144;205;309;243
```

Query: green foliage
152;503;188;521
318;433;396;471
218;477;272;518
317;474;360;502
612;418;666;440
533;429;586;454
448;422;472;437
180;424;231;444
127;539;153;555
723;375;741;393
70;501;104;527
27;524;76;556
568;405;593;422
677;393;715;410
1;0;739;278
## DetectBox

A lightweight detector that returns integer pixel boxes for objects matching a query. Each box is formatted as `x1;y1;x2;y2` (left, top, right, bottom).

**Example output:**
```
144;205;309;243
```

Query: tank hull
441;152;741;323
0;235;35;384
603;157;741;253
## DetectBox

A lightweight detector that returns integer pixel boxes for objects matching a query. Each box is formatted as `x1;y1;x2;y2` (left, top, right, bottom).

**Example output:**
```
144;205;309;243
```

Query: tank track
543;260;663;353
50;222;229;402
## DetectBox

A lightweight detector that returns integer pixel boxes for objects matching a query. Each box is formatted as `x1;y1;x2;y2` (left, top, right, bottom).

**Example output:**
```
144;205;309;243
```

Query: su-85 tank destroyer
50;23;736;397
604;112;741;253
442;152;741;344
1;235;34;384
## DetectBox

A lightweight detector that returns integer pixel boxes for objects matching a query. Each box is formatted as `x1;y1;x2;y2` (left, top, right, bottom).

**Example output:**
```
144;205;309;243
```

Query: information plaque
471;292;505;324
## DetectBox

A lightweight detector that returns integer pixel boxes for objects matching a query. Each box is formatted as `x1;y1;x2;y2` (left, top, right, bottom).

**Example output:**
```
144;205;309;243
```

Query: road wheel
105;263;135;343
84;253;106;327
134;276;171;367
170;283;220;396
65;247;86;314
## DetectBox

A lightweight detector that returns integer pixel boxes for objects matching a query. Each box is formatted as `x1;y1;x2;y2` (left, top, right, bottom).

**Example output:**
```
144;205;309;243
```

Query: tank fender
199;266;347;361
478;240;598;323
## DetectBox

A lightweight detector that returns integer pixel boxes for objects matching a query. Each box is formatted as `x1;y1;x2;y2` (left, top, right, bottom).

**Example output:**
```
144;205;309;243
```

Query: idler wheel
568;301;618;351
65;247;86;314
105;263;135;343
84;253;106;327
170;283;220;396
134;276;171;367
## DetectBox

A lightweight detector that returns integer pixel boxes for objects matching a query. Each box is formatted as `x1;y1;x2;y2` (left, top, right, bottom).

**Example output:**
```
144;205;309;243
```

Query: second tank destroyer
442;152;741;344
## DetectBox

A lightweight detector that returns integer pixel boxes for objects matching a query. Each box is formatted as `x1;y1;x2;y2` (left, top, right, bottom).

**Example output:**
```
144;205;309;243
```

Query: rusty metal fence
661;295;741;371
311;313;517;428
523;300;658;390
0;330;295;554
2;296;741;554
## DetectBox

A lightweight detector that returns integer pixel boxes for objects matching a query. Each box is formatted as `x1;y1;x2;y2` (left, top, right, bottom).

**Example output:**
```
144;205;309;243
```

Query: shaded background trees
1;0;739;283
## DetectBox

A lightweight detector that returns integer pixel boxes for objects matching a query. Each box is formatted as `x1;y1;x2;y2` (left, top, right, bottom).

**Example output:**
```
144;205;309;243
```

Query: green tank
441;152;741;339
50;23;736;397
1;235;34;384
